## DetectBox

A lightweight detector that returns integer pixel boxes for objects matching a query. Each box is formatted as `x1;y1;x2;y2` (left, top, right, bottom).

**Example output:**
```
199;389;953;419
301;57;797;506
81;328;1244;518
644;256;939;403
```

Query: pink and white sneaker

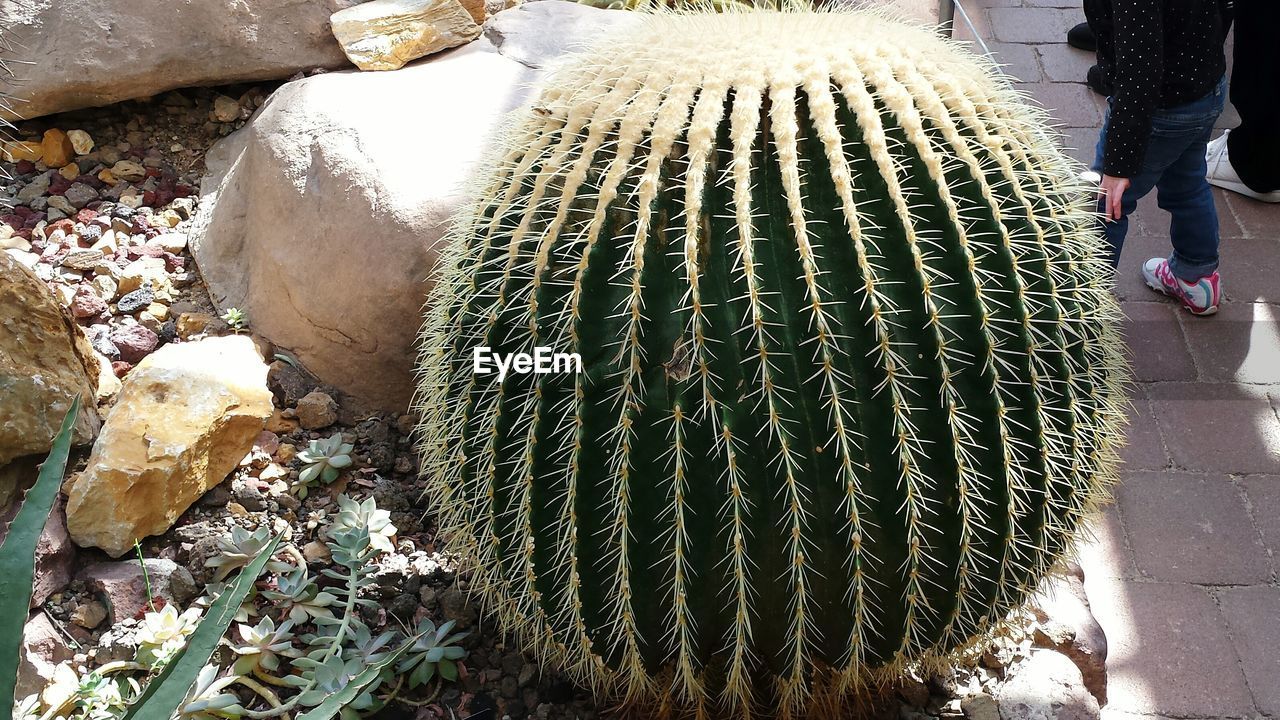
1142;257;1221;316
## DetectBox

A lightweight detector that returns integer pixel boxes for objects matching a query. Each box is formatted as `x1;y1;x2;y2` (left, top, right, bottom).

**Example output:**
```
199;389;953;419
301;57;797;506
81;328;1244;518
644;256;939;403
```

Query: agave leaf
121;532;282;719
0;398;79;720
294;640;415;720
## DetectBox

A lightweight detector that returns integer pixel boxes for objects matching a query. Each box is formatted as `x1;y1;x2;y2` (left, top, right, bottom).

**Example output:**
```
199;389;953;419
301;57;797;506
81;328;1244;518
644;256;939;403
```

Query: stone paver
959;1;1280;717
1239;475;1280;558
1122;301;1196;382
1084;579;1255;717
1118;388;1168;470
989;7;1077;43
1180;302;1280;384
1116;471;1270;584
1147;382;1280;474
1221;238;1280;304
1218;586;1280;715
1225;192;1279;240
1036;43;1092;83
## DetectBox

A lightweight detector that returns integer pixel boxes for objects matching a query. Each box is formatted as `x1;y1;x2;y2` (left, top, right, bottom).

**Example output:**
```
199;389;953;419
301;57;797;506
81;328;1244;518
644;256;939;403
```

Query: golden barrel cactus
416;6;1126;718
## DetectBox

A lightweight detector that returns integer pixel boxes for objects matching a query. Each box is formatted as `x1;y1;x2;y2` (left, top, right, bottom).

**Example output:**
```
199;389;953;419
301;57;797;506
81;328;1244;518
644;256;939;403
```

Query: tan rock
2;140;44;162
118;257;172;297
2;0;363;121
41;129;74;167
110;160;146;182
67;129;94;155
0;252;100;465
331;0;481;72
58;163;80;180
190;41;540;409
65;335;272;556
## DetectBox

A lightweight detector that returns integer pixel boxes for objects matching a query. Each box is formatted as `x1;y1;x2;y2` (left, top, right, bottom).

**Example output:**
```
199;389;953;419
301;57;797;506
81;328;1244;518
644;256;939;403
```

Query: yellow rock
2;140;43;162
118;257;172;297
41;129;74;168
65;336;273;557
59;163;80;180
97;169;117;185
0;252;101;465
67;129;94;155
330;0;481;72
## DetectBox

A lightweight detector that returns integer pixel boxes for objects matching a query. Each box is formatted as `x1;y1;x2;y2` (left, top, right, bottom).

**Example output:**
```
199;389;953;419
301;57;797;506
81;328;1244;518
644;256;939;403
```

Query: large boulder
65;335;272;557
0;0;362;120
0;251;100;466
189;2;627;410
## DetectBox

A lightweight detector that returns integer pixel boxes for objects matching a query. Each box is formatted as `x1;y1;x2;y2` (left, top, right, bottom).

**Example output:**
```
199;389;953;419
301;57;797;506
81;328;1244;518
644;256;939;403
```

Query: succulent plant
231;616;301;675
397;618;469;689
206;525;289;583
220;306;247;331
415;5;1126;718
295;433;354;497
136;604;202;667
263;567;339;624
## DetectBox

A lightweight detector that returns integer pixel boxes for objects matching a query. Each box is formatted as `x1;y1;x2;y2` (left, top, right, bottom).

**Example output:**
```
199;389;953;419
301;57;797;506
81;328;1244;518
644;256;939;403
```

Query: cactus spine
416;6;1127;718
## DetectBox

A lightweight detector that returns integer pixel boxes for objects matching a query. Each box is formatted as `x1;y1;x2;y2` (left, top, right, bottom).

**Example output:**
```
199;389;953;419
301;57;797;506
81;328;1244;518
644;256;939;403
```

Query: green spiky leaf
121;532;282;719
0;397;80;720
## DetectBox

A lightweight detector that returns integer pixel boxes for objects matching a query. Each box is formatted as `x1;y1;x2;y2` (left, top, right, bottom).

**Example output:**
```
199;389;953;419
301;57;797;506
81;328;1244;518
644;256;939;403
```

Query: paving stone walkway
953;1;1280;717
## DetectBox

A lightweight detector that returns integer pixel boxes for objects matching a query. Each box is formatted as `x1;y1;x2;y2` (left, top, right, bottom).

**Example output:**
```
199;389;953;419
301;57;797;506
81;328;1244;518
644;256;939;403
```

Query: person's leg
1157;124;1220;280
1224;0;1280;194
1092;104;1169;268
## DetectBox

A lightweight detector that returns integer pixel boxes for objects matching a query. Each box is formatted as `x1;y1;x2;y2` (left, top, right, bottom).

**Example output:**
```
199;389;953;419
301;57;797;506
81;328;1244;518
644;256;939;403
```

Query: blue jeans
1093;74;1227;281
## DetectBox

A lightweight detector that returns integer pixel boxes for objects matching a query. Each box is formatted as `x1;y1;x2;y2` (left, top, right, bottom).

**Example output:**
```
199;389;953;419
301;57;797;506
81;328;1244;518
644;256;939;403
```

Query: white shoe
1205;130;1280;203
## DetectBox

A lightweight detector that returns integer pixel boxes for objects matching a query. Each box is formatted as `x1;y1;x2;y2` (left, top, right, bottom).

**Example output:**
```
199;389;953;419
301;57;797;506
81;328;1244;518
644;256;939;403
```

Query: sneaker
1205;130;1280;203
1067;22;1096;52
1142;257;1221;316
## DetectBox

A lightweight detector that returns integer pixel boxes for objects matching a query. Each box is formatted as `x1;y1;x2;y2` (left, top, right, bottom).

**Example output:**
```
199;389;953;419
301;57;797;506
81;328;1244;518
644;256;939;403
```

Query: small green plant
294;434;354;498
220;307;247;332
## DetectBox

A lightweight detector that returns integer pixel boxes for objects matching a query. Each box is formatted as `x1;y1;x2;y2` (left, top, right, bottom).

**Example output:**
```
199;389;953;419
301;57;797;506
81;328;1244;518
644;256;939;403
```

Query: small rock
64;182;99;209
0;233;31;252
108;323;159;363
66;336;273;556
16;612;73;700
90;274;119;302
80;559;197;623
331;0;481;72
70;284;108;319
88;326;120;359
58;162;80;180
176;311;217;339
116;284;156;314
67;129;95;155
267;359;320;407
110;160;147;183
960;693;999;720
42;128;75;167
47;195;75;215
71;600;108;629
212;95;241;123
295;390;338;429
61;248;104;270
3;139;44;163
302;540;330;563
995;650;1100;720
16;173;51;205
1029;565;1108;704
150;232;188;253
118;257;170;296
439;582;478;629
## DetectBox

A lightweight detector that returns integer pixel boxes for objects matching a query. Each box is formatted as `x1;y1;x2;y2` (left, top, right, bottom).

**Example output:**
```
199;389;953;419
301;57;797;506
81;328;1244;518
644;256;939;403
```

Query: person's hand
1100;174;1130;221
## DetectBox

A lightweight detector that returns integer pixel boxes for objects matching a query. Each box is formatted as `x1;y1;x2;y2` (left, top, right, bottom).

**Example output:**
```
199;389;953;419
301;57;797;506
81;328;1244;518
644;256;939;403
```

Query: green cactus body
416;7;1126;717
